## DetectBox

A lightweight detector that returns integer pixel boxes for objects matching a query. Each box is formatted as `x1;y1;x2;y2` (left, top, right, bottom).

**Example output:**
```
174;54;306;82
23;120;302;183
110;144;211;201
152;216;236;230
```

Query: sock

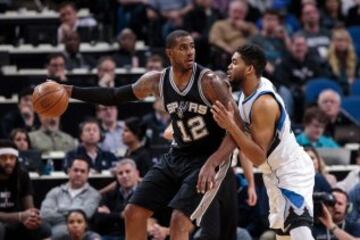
290;226;314;240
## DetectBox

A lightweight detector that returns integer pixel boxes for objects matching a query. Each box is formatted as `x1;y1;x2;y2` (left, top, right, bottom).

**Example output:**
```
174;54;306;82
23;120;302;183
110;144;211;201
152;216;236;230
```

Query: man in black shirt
0;140;51;240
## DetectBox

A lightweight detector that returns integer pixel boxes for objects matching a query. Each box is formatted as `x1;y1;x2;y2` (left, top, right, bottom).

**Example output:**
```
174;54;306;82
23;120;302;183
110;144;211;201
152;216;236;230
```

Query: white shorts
262;150;315;232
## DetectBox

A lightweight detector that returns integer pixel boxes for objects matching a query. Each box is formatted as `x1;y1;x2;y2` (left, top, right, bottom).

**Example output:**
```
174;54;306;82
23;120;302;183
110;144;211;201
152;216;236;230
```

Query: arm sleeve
72;85;138;106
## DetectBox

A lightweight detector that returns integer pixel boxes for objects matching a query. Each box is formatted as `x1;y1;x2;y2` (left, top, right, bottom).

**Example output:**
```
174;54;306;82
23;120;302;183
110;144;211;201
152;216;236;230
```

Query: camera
313;192;336;219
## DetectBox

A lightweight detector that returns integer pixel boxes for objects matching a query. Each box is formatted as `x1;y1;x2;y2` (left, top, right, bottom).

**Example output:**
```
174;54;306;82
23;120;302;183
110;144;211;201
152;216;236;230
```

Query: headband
0;148;19;157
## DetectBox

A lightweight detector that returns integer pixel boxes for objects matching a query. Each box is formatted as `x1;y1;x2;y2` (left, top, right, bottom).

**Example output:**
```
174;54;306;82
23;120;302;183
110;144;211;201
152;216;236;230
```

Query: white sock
289;226;314;240
276;235;290;240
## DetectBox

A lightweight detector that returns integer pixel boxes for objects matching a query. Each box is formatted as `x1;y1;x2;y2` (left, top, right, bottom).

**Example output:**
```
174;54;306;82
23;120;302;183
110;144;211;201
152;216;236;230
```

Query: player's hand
318;203;334;229
247;185;257;206
197;160;216;194
211;101;235;130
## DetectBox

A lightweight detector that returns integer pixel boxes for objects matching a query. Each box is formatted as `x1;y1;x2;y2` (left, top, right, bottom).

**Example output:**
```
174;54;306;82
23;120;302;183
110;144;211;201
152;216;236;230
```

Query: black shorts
129;150;208;217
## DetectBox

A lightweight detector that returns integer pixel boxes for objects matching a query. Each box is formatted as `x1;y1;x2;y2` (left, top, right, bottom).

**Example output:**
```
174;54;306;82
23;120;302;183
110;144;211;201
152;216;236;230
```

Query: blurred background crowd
0;0;360;239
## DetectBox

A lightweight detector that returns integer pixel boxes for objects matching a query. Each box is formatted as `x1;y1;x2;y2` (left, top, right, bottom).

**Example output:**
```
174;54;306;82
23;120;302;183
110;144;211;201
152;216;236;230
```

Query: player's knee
170;210;194;233
124;204;152;223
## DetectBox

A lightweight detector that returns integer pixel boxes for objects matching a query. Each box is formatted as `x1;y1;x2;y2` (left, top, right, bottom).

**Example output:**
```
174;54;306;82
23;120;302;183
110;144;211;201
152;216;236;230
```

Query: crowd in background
0;0;360;239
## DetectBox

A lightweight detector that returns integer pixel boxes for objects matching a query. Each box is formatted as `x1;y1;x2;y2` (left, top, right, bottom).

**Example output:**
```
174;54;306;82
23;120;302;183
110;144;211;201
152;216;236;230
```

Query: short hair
236;44;267;77
0;139;18;149
147;54;164;64
58;1;77;11
117;158;137;170
317;89;341;104
69;157;90;170
66;209;88;223
18;86;34;103
79;117;101;136
303;107;329;125
124;117;146;140
165;30;191;49
96;56;116;69
331;188;349;204
263;9;281;19
47;53;65;65
10;128;32;149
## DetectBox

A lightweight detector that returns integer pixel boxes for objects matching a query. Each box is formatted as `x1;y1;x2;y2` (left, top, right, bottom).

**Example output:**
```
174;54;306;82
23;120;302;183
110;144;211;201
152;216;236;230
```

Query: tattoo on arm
132;71;161;99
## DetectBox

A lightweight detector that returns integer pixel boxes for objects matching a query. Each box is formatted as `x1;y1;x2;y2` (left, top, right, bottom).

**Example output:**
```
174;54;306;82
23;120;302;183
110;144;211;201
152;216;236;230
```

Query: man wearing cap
0;140;51;240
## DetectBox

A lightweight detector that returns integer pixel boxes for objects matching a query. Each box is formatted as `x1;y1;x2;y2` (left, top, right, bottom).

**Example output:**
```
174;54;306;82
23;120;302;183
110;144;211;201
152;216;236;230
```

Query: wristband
329;224;338;233
18;212;22;222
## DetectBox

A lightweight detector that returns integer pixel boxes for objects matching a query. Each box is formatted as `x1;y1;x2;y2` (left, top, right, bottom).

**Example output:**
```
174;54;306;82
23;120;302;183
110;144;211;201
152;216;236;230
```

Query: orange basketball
32;81;69;117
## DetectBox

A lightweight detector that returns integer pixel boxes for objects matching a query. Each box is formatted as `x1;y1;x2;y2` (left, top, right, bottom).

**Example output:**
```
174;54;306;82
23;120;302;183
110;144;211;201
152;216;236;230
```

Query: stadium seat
351;80;360;96
341;96;360;124
304;78;343;105
348;26;360;57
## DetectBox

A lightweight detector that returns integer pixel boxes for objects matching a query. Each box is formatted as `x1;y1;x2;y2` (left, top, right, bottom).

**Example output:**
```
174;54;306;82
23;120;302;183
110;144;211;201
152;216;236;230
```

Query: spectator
183;0;223;65
317;89;352;138
274;33;330;120
298;2;331;60
46;53;67;82
116;0;148;38
146;0;193;40
65;118;117;173
209;0;257;57
345;1;360;26
0;140;51;240
145;54;165;71
320;0;345;29
10;128;31;151
93;159;140;239
249;9;290;78
96;57;117;88
304;146;336;192
122;117;153;177
29;115;76;154
0;86;39;138
348;181;360;224
63;31;95;71
95;105;126;156
327;27;358;91
313;188;360;239
9;128;42;173
142;98;171;147
296;107;340;148
112;28;144;68
40;158;101;240
58;209;101;240
57;1;97;43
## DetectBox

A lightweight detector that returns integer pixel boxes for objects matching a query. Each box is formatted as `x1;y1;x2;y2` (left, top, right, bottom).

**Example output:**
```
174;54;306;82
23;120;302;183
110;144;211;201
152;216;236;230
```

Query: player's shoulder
252;94;279;117
201;71;229;89
142;70;163;82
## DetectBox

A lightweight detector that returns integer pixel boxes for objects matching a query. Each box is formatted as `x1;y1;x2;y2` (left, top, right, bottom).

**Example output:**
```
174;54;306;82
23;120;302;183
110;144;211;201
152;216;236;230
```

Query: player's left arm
196;72;238;193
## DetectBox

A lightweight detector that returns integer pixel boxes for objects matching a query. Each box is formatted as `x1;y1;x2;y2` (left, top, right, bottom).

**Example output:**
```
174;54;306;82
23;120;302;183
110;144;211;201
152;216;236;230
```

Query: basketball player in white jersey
198;45;315;240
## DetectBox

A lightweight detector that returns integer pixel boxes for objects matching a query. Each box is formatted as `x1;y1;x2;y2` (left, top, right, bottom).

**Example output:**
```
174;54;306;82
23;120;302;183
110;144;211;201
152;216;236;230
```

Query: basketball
32;81;69;117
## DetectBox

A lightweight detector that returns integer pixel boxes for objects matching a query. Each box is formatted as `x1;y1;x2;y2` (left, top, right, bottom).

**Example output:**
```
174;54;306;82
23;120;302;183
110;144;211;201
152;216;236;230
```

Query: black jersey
160;63;225;156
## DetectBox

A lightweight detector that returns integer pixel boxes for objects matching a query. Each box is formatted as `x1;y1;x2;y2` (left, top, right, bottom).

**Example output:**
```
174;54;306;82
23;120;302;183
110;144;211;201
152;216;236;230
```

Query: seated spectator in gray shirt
40;158;101;240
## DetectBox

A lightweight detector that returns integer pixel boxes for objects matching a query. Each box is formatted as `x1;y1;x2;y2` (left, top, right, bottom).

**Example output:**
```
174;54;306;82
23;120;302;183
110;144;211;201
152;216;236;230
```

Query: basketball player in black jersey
62;30;238;240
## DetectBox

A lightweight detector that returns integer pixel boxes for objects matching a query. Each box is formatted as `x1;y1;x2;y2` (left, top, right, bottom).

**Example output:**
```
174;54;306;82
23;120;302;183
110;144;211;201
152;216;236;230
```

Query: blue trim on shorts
279;188;304;208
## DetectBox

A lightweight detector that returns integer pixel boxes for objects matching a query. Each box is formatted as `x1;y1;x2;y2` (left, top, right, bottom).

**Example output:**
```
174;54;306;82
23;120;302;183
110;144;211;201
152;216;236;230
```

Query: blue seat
351;80;360;96
348;26;360;57
341;96;360;124
305;78;343;104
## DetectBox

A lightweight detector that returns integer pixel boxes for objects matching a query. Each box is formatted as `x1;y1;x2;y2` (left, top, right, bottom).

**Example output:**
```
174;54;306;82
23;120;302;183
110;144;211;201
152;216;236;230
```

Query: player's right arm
63;71;162;105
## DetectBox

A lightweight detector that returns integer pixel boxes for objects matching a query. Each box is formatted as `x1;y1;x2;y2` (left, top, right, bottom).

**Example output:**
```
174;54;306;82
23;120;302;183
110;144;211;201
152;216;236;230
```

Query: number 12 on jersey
177;116;209;142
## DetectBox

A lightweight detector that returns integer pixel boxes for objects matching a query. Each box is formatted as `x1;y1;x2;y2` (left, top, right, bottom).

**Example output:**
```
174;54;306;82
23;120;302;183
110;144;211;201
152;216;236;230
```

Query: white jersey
238;77;315;231
238;77;302;174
